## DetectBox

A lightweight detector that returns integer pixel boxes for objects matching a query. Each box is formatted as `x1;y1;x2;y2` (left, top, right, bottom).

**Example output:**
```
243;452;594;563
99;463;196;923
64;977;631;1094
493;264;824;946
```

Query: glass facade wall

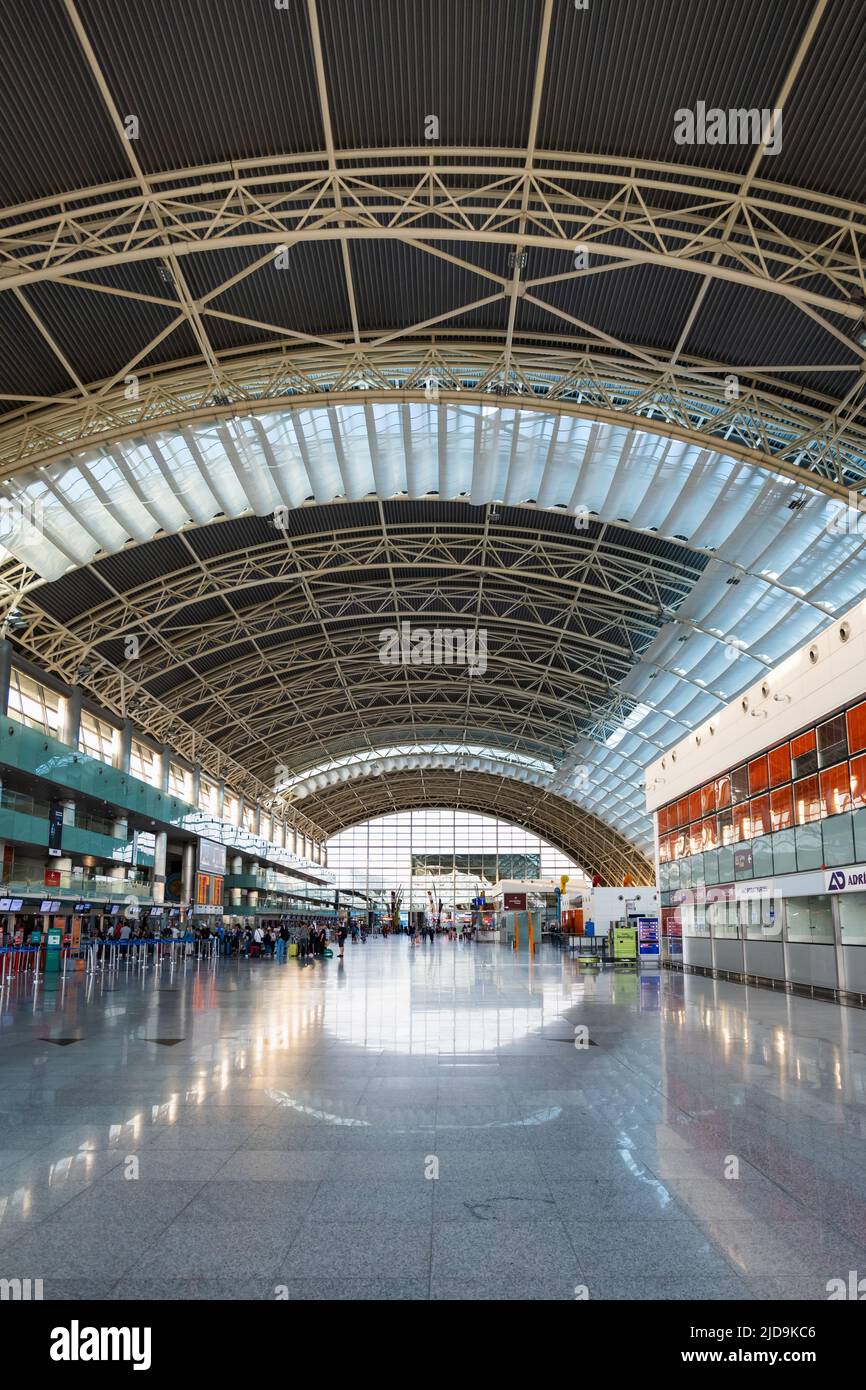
657;696;866;894
327;809;584;918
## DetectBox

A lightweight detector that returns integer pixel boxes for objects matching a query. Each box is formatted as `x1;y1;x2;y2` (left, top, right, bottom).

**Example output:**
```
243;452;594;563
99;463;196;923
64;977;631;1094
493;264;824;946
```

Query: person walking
337;923;347;959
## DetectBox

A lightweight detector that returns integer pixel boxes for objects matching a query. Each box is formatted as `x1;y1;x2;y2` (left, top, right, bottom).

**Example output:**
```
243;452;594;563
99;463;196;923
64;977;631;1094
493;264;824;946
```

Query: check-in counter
712;937;744;974
841;946;866;993
683;935;712;969
785;941;838;990
743;939;785;981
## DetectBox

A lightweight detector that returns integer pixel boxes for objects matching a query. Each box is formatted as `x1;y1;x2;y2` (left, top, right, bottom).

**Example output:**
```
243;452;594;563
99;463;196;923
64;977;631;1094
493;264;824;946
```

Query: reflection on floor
1;938;866;1300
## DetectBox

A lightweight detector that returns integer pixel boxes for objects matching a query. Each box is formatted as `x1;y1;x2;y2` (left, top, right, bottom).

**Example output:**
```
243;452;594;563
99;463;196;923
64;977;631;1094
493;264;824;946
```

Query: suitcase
289;943;298;957
250;942;261;958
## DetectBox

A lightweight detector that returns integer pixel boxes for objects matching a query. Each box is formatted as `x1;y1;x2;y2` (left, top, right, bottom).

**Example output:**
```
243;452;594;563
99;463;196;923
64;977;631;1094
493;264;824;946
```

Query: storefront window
708;890;738;938
700;782;716;815
741;893;779;939
838;891;866;946
715;774;732;810
689;789;702;823
701;816;718;850
682;900;709;937
785;894;834;943
689;822;702;856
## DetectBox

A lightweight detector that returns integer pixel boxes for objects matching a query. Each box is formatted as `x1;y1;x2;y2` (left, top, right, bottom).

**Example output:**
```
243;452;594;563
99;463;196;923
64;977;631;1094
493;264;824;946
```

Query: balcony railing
1;874;152;900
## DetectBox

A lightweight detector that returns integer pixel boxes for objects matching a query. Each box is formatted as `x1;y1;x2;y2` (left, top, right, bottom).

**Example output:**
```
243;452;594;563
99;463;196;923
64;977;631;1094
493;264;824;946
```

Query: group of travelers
221;916;355;962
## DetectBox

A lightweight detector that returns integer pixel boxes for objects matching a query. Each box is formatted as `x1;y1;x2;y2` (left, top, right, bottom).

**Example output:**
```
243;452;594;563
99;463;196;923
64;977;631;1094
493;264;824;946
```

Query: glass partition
785;894;834;943
838;891;866;945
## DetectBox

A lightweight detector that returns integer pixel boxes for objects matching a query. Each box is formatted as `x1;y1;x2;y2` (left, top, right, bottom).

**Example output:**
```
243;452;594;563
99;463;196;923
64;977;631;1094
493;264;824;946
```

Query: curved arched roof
0;0;863;873
313;772;653;885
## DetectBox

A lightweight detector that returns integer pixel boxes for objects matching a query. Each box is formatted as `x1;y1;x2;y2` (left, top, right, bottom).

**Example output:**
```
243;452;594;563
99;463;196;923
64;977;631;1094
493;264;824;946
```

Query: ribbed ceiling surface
0;0;862;872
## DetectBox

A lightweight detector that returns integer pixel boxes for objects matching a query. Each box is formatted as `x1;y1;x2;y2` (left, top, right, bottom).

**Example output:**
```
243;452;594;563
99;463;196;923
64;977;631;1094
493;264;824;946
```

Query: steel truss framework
2;0;863;865
3;518;698;843
1;152;866;491
304;769;655;886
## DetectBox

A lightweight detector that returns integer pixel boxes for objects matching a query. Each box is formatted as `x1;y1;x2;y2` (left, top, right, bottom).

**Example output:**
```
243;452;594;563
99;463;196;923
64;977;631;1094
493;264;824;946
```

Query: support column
63;687;82;750
152;832;168;905
181;840;196;907
191;763;202;806
248;861;260;909
159;744;171;793
230;854;243;909
0;640;11;718
115;719;133;773
236;794;245;828
216;779;226;819
110;814;128;882
255;805;262;837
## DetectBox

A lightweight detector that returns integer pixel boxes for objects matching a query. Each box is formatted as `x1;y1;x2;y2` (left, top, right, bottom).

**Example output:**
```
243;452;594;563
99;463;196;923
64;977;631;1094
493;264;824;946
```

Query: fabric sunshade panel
794;775;821;824
748;755;769;795
849;755;866;810
819;763;852;818
768;742;791;787
846;703;866;756
732;803;750;842
749;795;770;838
791;730;818;779
770;786;794;831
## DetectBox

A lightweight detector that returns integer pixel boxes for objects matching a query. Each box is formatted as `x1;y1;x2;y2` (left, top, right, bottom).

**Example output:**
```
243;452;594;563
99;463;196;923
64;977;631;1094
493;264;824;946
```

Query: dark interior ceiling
0;0;863;878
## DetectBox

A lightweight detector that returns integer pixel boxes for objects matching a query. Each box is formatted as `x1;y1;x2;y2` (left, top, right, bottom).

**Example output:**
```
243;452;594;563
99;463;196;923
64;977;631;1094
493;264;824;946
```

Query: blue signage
637;915;660;957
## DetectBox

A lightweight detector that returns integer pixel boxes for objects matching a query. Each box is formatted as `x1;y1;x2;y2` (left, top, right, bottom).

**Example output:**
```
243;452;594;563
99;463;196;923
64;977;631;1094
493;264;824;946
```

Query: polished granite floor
2;937;866;1300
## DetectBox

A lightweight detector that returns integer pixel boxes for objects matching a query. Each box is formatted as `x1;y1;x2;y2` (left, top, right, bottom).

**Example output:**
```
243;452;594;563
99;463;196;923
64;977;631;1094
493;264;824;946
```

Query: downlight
741;695;750;712
840;621;851;643
809;644;819;665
